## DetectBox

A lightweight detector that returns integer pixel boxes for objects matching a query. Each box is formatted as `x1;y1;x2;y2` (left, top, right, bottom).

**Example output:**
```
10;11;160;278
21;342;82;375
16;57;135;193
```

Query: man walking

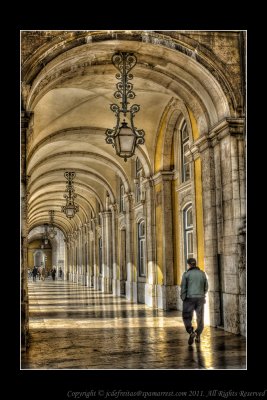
180;258;208;345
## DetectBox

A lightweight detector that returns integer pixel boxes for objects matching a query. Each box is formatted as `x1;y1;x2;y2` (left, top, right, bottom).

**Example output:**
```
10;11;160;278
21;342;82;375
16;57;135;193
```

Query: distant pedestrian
41;267;46;281
32;266;38;282
180;258;208;345
51;267;56;281
59;267;62;278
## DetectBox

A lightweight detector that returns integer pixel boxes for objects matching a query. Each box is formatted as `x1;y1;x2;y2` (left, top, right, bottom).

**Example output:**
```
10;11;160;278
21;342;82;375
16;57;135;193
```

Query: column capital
100;211;112;218
152;171;174;185
110;203;118;214
193;117;246;156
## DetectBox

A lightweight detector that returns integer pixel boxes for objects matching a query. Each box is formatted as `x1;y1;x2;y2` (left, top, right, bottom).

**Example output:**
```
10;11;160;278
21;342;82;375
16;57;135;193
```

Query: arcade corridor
21;31;246;368
21;279;246;369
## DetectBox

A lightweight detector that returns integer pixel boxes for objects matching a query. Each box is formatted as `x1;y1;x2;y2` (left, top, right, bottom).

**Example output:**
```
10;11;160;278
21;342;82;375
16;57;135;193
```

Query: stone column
110;204;120;296
238;217;246;336
92;218;99;290
101;211;113;293
72;231;76;283
84;223;89;287
153;172;176;310
196;117;245;333
220;119;245;334
125;193;137;302
69;234;74;281
77;228;82;285
196;134;220;327
88;223;94;287
81;225;86;286
143;178;157;308
64;239;69;281
21;111;31;351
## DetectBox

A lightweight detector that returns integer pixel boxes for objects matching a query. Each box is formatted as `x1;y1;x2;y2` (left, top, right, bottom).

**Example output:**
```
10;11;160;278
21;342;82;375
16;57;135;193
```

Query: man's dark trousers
182;297;205;334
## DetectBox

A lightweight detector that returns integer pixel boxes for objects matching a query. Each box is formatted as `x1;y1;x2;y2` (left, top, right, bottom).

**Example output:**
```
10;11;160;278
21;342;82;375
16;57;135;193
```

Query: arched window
135;157;144;203
183;205;193;269
120;183;125;212
138;220;146;277
181;123;191;182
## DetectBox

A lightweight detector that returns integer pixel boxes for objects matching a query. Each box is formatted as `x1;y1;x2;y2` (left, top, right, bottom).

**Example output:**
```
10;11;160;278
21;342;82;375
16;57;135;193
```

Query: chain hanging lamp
48;210;57;239
105;52;145;161
41;223;49;248
61;172;79;219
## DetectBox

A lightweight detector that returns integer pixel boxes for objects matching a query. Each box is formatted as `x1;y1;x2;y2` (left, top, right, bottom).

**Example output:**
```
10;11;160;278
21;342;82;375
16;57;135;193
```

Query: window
181;123;191;182
120;183;125;212
183;205;193;269
138;220;146;277
135;157;144;203
99;237;102;274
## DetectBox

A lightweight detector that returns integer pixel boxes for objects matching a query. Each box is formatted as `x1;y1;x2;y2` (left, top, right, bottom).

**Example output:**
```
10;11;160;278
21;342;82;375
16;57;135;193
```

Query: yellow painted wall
187;107;199;140
27;240;52;270
194;158;205;270
133;222;137;281
155;182;163;284
154;107;169;173
187;106;205;270
172;180;180;284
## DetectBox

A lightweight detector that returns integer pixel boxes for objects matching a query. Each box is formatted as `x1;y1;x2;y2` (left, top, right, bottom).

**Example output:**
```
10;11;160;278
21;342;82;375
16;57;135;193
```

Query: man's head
187;258;197;268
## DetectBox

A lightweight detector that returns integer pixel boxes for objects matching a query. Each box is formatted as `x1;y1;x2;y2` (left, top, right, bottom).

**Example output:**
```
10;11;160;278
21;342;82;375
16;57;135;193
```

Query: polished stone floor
21;279;246;370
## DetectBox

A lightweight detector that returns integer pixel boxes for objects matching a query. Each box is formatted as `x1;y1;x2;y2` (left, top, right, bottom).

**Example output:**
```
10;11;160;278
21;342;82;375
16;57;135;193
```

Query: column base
78;274;86;286
112;279;123;296
126;281;137;302
93;275;101;290
102;277;112;293
21;301;29;352
239;294;246;336
120;279;126;295
137;281;146;304
144;283;157;308
156;285;179;310
222;292;240;334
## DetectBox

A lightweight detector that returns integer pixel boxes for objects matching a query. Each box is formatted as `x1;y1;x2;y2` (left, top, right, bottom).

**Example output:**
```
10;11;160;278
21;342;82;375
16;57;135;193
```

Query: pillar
101;211;112;293
125;193;137;302
21;111;31;351
110;204;120;296
196;134;221;327
143;178;157;308
92;218;100;290
153;171;177;310
196;117;245;334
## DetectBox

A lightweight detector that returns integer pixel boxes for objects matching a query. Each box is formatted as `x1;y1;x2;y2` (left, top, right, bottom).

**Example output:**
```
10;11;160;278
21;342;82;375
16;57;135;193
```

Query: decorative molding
132;202;145;212
96;225;102;238
109;203;118;214
89;230;94;241
175;180;192;193
152;171;174;185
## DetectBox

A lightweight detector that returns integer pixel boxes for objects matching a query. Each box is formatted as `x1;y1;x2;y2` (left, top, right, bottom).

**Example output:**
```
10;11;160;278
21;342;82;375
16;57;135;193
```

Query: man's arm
180;273;187;300
204;273;209;294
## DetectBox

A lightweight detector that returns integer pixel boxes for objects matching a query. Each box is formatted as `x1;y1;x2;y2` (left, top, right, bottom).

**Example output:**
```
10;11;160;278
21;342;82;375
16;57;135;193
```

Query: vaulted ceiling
22;31;239;237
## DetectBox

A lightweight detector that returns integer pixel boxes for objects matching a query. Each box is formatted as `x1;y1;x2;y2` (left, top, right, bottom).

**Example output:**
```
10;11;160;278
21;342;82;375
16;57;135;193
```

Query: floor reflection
21;280;246;369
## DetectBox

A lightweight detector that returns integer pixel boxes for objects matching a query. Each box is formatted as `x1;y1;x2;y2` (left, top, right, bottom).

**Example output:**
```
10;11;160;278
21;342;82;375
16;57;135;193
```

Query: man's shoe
195;334;201;343
188;331;196;345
